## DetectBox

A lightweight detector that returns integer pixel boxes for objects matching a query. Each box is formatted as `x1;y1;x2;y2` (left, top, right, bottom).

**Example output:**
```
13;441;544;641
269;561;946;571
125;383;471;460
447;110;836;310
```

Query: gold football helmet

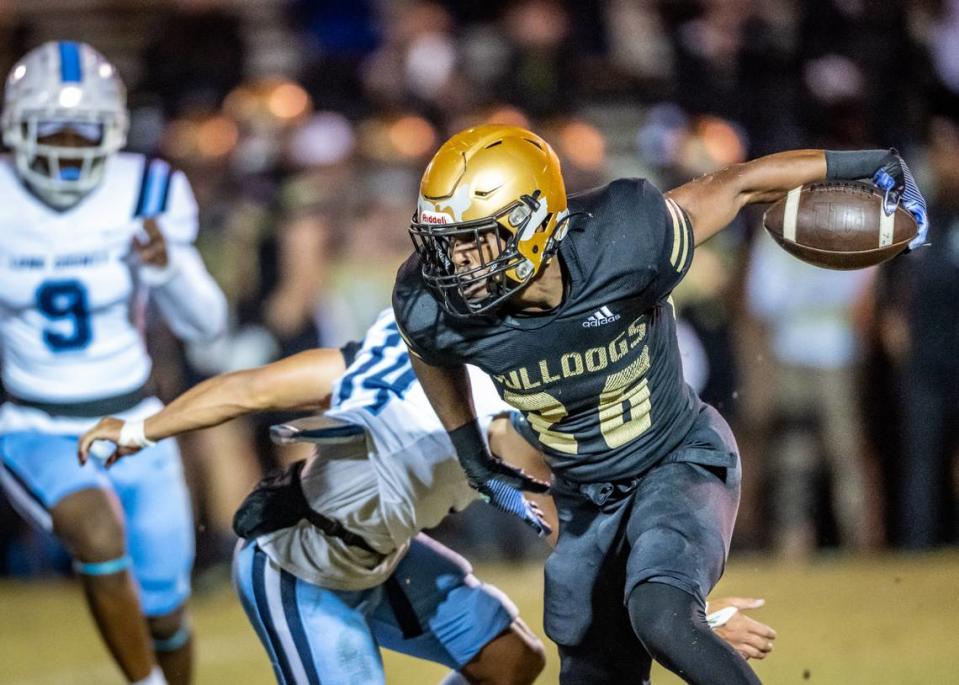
409;124;570;317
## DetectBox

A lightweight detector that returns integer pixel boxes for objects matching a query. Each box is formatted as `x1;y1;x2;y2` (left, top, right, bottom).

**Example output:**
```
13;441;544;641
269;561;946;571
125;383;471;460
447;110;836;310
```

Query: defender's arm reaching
78;348;347;465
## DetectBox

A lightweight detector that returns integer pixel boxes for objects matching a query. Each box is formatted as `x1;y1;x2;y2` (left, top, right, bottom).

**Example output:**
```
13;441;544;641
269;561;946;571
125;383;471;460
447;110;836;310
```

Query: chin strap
544;209;587;259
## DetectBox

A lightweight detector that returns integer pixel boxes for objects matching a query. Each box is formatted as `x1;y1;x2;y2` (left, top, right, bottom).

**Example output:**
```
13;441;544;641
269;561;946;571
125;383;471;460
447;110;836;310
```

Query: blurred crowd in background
0;0;957;580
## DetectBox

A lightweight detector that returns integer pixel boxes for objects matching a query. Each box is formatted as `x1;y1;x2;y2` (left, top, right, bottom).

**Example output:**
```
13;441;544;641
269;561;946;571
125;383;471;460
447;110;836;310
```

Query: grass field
2;551;959;684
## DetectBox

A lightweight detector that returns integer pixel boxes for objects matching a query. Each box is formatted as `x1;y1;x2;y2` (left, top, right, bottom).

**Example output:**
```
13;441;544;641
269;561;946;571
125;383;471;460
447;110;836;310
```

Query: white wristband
119;419;157;449
706;606;739;630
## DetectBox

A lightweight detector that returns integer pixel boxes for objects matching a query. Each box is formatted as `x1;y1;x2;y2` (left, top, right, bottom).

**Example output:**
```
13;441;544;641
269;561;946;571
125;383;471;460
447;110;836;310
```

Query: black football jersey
393;178;699;483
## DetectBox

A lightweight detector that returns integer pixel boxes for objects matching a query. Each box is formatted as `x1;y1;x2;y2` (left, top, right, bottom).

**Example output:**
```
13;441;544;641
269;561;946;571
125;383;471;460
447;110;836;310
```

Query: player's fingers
143;242;166;257
500;472;547;493
744;633;774;654
140;243;164;260
756;623;777;640
727;597;765;609
741;615;777;639
78;432;92;455
520;474;551;493
105;446;135;468
526;507;551;537
143;217;162;239
739;645;765;661
529;502;551;527
77;429;103;464
494;462;548;490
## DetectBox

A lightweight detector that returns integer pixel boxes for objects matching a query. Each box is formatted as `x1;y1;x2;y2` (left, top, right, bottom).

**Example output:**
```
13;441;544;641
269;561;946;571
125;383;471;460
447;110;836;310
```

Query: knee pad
72;555;131;576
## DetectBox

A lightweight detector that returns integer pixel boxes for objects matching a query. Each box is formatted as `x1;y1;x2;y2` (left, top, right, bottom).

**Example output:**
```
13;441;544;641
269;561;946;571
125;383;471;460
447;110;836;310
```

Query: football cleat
2;41;128;208
409;124;570;317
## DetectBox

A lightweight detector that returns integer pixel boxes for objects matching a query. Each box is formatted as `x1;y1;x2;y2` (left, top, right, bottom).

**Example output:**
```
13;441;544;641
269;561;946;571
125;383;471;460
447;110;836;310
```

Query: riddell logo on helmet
420;210;452;225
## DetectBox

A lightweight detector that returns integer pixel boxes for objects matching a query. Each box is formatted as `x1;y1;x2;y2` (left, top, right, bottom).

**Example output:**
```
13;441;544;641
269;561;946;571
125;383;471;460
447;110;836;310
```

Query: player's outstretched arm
78;347;347;465
666;149;827;246
668;148;927;249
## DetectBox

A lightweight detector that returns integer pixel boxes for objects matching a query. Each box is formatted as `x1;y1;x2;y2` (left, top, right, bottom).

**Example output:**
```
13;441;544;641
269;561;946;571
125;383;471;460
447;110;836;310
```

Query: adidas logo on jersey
582;306;621;327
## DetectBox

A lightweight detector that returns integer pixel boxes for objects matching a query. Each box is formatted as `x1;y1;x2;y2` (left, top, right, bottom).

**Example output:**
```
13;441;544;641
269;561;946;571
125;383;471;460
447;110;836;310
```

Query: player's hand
708;597;777;660
463;456;551;494
78;417;144;467
478;478;552;538
872;154;929;251
133;217;169;267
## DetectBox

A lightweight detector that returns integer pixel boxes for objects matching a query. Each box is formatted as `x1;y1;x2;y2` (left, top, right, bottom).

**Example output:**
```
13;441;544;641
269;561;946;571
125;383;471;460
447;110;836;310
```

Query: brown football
762;181;917;269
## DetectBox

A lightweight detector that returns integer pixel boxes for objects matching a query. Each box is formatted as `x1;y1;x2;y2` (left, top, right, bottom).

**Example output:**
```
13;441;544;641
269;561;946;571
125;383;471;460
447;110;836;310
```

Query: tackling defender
0;42;227;684
392;125;927;684
80;308;778;684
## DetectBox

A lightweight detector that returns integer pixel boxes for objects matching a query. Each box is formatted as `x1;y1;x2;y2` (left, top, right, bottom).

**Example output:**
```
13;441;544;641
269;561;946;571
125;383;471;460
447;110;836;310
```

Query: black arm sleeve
825;149;897;180
448;419;495;488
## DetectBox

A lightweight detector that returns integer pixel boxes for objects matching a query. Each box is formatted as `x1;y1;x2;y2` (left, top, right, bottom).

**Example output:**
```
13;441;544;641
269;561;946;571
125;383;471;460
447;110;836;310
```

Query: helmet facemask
8;115;123;209
410;124;570;318
410;190;569;318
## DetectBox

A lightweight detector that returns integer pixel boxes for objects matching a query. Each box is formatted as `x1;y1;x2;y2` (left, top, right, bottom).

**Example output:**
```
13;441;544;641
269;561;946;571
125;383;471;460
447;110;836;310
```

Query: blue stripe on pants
252;549;297;684
281;568;322;684
232;540;392;684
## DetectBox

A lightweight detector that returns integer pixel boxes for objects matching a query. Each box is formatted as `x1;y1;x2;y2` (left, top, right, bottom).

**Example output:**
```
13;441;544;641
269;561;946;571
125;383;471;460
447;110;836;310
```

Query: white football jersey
257;308;511;591
0;152;225;420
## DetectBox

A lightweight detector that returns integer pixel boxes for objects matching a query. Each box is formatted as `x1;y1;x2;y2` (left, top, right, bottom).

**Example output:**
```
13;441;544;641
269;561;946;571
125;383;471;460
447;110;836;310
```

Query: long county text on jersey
0;152;222;408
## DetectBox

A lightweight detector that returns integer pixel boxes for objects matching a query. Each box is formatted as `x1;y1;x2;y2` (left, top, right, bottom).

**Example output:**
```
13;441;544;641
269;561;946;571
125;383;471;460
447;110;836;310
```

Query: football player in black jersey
392;125;927;684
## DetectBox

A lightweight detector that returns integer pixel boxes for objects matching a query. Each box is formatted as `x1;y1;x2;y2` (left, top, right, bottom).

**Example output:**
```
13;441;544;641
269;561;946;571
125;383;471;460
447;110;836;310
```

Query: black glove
449;421;551;537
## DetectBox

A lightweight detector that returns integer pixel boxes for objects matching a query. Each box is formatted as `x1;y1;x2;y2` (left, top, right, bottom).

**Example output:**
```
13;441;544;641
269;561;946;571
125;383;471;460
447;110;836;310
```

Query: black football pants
546;404;758;683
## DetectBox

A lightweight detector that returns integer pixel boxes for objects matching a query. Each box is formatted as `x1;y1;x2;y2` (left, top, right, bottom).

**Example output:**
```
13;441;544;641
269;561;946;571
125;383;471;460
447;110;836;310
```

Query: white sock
132;666;167;685
437;672;469;685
